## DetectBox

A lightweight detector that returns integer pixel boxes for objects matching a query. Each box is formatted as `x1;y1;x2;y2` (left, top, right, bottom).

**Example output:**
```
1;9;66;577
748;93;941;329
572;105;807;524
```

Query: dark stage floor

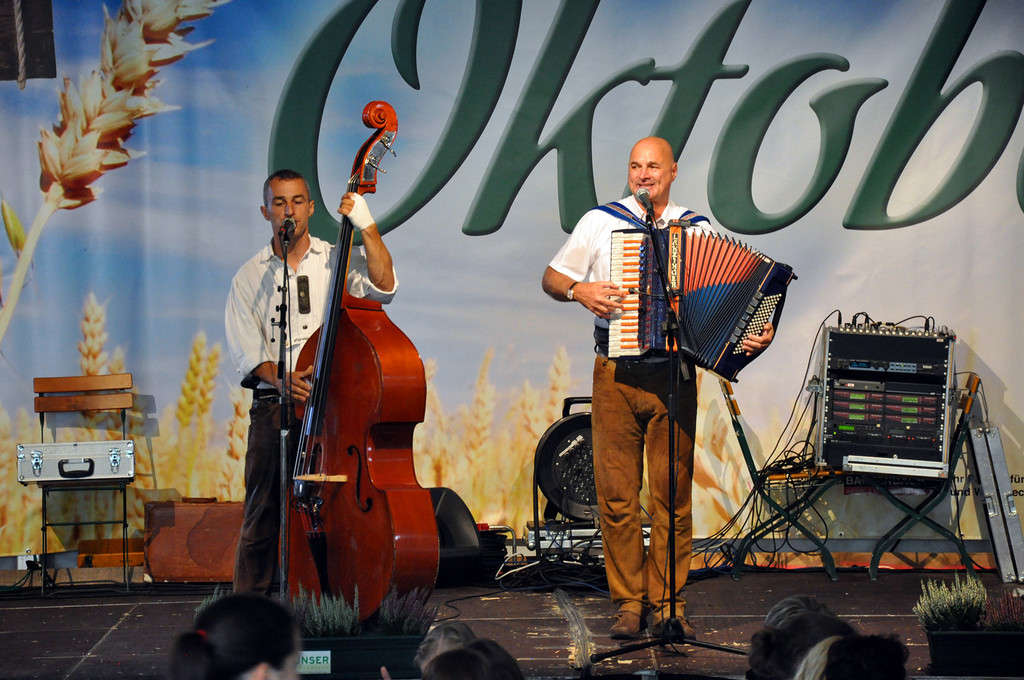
0;566;1017;679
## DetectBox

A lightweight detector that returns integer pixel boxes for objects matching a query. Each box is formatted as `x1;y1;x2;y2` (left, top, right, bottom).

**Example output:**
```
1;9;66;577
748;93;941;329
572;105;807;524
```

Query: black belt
252;388;280;402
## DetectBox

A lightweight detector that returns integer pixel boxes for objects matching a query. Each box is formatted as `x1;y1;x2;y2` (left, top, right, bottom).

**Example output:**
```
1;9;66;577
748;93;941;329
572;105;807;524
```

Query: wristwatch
566;282;578;301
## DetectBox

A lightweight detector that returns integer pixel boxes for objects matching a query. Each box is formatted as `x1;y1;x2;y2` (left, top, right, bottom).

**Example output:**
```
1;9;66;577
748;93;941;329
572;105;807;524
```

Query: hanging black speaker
0;0;56;84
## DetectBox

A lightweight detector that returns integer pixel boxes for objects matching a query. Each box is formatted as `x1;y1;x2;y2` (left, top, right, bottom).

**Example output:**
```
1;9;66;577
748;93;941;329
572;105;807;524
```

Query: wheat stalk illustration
173;332;223;493
0;0;229;350
0;405;38;550
78;292;110;377
225;385;249;464
75;293;132;439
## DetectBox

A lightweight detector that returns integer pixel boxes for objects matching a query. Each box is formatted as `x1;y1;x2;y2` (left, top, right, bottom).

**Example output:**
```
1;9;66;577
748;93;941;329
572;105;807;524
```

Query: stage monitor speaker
816;325;955;478
430;487;482;588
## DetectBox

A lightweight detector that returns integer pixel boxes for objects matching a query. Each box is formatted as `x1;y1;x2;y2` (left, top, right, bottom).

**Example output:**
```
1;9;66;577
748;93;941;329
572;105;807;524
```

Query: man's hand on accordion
742;321;775;356
541;268;628;319
575;281;628;319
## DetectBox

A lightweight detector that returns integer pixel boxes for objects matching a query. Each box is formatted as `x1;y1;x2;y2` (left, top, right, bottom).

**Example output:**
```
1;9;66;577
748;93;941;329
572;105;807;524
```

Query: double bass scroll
286;101;439;621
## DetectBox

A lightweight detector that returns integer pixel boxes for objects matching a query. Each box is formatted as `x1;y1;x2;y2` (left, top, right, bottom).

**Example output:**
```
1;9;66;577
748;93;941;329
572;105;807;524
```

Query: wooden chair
22;374;134;592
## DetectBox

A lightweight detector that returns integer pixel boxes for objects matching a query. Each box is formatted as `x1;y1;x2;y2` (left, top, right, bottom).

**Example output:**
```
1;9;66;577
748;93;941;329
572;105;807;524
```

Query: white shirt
224;235;397;384
547;195;711;328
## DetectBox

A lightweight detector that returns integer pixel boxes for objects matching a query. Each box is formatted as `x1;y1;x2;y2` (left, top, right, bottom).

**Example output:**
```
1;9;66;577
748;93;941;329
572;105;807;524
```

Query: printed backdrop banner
1;0;1022;564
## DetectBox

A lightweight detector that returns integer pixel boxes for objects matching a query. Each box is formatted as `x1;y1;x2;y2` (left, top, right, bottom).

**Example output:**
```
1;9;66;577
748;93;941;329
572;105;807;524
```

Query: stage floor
0;566;1015;679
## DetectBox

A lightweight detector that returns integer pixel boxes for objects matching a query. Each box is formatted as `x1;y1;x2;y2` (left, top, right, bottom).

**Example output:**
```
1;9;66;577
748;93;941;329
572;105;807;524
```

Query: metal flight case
17;440;135;485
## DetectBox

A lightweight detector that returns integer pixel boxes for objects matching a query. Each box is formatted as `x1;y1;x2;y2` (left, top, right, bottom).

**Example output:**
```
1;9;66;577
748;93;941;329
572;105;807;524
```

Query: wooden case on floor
144;497;242;582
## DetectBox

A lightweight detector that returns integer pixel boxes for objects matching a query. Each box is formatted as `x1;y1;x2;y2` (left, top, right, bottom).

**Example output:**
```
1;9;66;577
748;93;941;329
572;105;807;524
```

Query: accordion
608;222;796;381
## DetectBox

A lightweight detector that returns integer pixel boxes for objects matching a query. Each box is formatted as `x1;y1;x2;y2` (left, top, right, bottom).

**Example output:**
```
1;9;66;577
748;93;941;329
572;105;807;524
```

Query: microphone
280;217;295;242
635;187;654;218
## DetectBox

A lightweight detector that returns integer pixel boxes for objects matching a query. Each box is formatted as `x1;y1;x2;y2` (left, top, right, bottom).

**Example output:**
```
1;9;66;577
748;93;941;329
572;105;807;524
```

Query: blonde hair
791;635;843;680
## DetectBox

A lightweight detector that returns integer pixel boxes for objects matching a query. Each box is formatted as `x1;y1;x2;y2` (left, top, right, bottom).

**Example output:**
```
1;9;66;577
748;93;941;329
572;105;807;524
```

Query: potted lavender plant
296;586;438;679
914;573;1024;676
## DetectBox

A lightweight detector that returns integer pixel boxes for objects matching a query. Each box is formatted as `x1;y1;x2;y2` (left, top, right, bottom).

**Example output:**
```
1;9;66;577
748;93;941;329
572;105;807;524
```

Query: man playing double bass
225;168;398;594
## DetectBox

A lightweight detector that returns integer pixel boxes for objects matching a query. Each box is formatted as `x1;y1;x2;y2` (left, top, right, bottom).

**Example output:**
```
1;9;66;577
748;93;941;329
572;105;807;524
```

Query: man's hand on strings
280;366;313;404
339;192;376;232
742;321;775;356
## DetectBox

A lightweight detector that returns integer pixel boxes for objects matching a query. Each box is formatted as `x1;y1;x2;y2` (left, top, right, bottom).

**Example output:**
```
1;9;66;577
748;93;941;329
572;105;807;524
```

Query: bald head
631;137;674;163
627;137;677;217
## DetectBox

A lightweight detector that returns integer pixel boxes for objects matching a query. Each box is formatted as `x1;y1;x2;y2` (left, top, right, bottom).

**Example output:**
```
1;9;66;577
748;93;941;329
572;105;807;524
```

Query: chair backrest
33;373;133;440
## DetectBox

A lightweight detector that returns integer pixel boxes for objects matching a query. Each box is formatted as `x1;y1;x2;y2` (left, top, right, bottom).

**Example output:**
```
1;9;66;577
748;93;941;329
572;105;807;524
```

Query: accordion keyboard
608;230;647;358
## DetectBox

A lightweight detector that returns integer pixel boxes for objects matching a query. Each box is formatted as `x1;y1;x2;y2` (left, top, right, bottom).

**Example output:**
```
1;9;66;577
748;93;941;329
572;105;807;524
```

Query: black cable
759;310;838;467
0;579;224;601
714;309;851;575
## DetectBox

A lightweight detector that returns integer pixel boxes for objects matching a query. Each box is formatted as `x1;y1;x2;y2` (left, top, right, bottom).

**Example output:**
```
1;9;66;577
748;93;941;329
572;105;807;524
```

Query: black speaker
429;487;482;588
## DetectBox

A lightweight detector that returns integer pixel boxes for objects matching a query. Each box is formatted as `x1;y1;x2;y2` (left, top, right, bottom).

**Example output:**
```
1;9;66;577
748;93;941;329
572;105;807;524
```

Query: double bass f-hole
347;444;373;512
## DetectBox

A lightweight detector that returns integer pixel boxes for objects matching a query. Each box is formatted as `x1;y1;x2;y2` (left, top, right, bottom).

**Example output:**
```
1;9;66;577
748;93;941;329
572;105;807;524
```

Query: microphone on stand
280;217;295;244
635;188;655;227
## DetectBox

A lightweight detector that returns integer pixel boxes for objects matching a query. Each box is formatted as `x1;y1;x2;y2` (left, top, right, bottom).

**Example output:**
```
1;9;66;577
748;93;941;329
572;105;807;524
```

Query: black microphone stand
276;222;294;596
587;202;744;673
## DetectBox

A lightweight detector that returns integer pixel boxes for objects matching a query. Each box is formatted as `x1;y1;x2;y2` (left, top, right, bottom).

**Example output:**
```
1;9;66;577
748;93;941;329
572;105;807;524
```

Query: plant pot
299;634;424;678
925;630;1024;676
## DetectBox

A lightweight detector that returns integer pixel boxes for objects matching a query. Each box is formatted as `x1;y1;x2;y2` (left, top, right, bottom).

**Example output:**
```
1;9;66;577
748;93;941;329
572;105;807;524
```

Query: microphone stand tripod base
588;617;747;666
653;617;689;640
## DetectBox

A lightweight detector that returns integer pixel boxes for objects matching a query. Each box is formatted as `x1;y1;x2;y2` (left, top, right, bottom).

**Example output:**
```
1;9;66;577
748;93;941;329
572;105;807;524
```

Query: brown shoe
609;610;645;639
650;616;695;639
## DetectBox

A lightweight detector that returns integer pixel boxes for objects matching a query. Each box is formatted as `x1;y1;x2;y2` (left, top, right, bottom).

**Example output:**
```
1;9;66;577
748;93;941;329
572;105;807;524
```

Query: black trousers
232;398;300;594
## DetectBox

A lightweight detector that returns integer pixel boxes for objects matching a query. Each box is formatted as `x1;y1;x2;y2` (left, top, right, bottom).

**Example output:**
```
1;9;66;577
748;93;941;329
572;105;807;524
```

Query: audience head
463;639;525;680
790;635;844;680
415;620;477;670
824;634;908;680
748;607;856;680
763;595;837;629
421;638;524;680
169;592;300;680
421;647;488;680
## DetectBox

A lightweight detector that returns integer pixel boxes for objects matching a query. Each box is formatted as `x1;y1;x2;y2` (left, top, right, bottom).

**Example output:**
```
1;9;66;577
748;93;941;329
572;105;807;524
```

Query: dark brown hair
169;592;297;680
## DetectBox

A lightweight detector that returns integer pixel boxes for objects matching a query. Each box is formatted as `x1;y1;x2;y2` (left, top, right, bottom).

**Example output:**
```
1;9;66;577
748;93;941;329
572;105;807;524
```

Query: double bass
286;101;438;620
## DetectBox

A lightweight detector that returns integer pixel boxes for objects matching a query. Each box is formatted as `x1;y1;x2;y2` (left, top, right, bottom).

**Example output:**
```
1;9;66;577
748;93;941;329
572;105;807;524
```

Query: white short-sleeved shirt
547;195;711;329
224;235;397;384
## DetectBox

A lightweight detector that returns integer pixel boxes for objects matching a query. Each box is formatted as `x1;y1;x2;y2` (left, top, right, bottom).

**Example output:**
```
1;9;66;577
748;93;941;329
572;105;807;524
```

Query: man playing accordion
542;136;774;640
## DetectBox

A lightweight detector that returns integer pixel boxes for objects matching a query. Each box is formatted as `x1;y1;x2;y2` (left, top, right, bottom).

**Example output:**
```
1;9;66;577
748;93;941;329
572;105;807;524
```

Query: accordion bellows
609;222;796;381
